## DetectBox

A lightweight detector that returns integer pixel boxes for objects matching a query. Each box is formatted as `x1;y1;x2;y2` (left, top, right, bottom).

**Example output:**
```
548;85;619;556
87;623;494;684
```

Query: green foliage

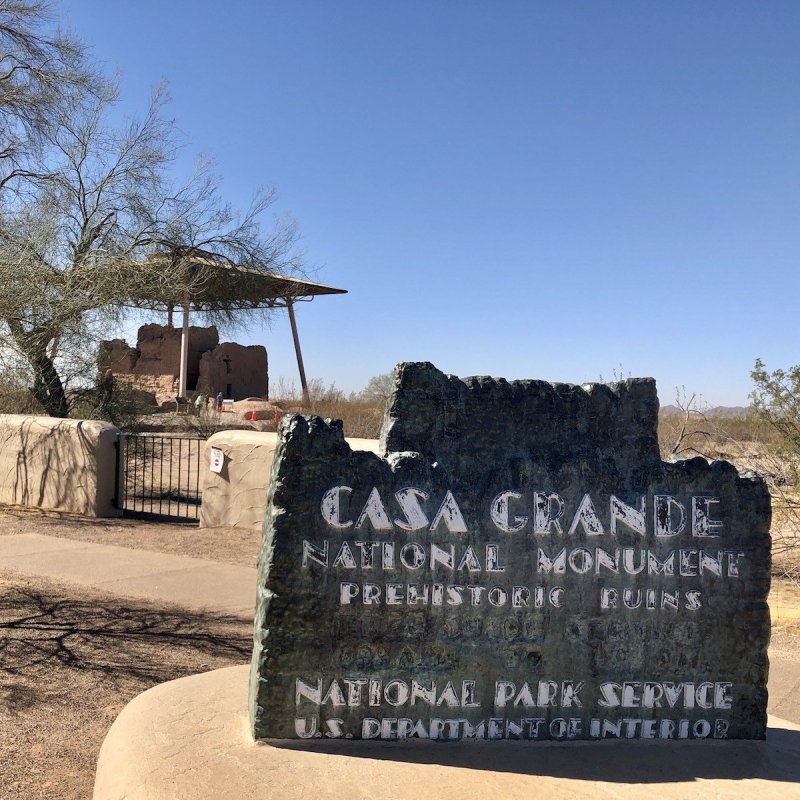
747;359;800;581
751;358;800;484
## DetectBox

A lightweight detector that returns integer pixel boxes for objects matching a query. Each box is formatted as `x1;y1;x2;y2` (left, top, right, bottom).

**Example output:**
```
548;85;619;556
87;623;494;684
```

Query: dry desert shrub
658;394;800;583
271;376;385;440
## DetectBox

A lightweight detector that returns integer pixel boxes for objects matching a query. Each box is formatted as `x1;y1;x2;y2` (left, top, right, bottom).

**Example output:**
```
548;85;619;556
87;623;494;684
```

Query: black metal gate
118;434;205;522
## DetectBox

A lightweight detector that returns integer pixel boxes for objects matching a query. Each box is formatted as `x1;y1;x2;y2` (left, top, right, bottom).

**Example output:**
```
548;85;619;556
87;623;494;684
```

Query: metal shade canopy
127;253;347;407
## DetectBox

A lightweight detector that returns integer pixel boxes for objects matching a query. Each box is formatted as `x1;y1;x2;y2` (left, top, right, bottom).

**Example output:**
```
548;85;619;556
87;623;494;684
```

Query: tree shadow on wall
0;580;252;713
9;419;97;513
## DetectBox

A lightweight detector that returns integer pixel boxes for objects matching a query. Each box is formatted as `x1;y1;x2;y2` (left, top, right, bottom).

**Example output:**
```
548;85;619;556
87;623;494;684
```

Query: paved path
0;532;256;616
770;652;800;724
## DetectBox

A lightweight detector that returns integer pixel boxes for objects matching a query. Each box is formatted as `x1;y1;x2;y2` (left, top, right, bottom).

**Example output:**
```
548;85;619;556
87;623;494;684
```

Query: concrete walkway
0;533;256;616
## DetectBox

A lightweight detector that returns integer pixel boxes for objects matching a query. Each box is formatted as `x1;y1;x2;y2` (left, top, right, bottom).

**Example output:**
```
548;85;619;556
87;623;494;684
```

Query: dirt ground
0;508;259;799
0;508;799;800
0;571;252;800
0;506;261;567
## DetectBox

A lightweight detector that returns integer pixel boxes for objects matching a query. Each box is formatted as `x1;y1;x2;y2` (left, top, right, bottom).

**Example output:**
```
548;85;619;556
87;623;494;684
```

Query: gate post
114;433;127;512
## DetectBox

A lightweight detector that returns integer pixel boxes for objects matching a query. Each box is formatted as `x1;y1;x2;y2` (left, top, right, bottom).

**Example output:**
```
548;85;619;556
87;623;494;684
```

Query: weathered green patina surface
249;363;771;742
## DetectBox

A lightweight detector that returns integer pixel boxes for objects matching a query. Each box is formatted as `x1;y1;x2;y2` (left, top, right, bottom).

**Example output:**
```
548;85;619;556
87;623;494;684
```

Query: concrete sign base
93;665;800;800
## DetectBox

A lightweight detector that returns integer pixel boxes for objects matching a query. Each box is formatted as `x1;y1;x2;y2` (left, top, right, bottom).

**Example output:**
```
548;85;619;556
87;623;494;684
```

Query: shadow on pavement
274;722;800;785
0;580;252;708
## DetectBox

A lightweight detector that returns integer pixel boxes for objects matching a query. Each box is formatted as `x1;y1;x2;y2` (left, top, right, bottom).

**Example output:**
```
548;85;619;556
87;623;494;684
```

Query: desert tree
750;359;800;577
136;158;304;324
751;359;800;483
0;10;302;417
0;0;99;185
0;80;177;416
358;372;393;405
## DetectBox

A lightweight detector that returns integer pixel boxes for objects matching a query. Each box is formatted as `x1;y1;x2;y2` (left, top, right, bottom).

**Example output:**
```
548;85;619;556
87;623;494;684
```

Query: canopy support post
178;301;189;398
287;299;310;409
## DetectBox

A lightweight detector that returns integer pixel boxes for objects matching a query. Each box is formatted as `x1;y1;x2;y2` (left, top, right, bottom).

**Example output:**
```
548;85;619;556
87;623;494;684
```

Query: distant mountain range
660;405;748;418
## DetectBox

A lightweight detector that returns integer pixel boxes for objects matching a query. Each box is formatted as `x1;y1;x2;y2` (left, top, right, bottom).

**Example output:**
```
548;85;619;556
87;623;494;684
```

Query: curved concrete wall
0;414;121;517
200;430;381;530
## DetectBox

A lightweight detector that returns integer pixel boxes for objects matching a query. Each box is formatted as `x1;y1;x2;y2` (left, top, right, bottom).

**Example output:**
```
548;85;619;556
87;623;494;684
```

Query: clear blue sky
57;1;800;406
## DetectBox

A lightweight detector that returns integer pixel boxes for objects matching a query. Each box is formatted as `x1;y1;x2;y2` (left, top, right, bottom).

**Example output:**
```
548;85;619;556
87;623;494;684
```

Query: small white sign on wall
209;446;224;474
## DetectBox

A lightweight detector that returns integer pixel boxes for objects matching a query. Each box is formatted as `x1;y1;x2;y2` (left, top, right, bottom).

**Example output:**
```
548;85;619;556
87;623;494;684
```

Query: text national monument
249;363;771;744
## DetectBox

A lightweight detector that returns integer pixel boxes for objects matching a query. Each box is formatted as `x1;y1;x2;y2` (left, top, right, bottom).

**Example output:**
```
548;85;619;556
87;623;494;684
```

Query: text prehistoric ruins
249;363;771;742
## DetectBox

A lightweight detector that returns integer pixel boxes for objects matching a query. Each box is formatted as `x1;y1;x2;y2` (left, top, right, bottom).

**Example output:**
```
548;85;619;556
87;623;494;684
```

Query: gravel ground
0;508;798;800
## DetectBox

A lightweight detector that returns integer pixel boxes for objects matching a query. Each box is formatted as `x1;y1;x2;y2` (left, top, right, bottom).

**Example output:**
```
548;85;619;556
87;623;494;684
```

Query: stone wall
135;324;219;384
0;414;120;517
198;342;268;400
98;339;138;374
249;363;772;742
98;323;269;404
112;374;178;409
200;430;380;531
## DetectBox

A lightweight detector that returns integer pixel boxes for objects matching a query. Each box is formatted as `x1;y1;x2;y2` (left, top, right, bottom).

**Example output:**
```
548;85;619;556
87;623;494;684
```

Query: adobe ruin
98;323;268;407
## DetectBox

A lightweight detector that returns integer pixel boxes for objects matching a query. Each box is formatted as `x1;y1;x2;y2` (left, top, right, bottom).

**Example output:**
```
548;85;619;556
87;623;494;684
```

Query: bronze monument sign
249;363;771;742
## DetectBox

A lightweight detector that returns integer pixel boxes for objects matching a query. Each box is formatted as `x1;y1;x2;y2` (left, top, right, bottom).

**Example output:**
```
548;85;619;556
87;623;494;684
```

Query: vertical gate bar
146;436;150;515
132;436;138;513
133;436;138;513
149;436;154;517
182;437;186;520
155;437;159;517
183;439;192;519
128;436;133;513
178;437;183;519
138;436;143;516
192;438;196;518
175;436;180;519
187;437;191;519
168;437;174;519
167;436;171;519
173;437;179;520
134;437;138;512
122;434;127;512
193;438;199;520
176;436;180;519
120;434;127;513
136;436;140;513
195;438;201;520
136;439;145;511
153;436;158;517
176;437;181;519
126;435;131;512
186;438;191;519
159;436;164;517
141;437;145;514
